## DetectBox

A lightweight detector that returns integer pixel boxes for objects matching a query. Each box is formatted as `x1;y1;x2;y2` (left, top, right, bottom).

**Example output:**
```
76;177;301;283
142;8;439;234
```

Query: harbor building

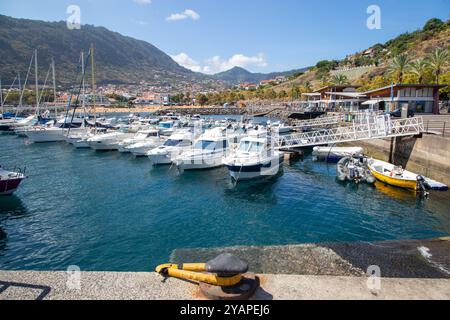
362;84;447;114
301;84;448;114
301;85;363;111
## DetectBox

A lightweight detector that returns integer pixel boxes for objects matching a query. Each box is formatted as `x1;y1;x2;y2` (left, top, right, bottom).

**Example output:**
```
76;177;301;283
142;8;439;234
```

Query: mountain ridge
0;14;217;89
212;66;310;85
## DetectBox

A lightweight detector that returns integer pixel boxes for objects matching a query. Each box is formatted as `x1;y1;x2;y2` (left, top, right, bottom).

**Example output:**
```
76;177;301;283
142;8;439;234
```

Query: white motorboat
223;133;284;181
118;129;160;153
87;130;134;151
174;128;229;170
126;136;166;157
268;121;294;134
147;131;193;165
158;120;176;136
66;129;96;148
0;166;26;195
24;126;85;143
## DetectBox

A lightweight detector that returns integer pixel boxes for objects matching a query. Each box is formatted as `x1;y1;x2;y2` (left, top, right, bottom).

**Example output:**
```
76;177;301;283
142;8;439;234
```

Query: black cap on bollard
200;253;259;300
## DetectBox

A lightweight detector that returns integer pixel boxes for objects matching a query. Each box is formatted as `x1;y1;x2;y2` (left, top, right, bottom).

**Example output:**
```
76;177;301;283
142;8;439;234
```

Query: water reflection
374;181;419;202
0;195;29;217
0;196;28;254
224;173;281;204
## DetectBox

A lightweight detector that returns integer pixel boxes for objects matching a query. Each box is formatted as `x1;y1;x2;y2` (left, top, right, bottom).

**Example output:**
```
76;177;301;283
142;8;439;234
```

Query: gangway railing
276;116;424;149
291;115;343;128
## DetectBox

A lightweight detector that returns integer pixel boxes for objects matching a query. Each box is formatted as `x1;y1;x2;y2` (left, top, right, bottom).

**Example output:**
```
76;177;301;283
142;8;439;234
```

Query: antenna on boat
90;43;96;130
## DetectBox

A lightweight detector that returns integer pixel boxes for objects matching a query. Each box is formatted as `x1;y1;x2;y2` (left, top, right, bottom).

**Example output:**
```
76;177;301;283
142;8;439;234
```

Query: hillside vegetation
272;18;450;98
0;14;214;87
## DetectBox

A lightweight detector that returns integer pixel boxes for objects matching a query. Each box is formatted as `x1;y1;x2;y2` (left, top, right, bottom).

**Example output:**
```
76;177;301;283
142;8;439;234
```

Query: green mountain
0;14;215;88
213;66;309;85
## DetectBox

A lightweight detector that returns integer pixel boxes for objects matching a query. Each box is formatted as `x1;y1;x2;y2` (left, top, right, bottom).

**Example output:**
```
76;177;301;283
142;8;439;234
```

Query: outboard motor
417;175;429;198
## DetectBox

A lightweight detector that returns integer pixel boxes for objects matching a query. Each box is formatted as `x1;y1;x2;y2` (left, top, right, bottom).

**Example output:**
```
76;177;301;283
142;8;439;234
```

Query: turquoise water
0;133;449;271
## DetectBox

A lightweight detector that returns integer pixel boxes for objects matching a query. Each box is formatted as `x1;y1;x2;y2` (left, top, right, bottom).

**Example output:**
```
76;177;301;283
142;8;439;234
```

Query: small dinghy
368;159;422;191
313;146;364;162
336;157;376;184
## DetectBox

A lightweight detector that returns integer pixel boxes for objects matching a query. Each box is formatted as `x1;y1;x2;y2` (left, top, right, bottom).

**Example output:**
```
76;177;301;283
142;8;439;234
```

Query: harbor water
0;132;449;271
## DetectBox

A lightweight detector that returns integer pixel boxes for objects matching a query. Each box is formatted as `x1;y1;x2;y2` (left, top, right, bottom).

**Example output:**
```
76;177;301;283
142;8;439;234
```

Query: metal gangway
277;115;424;149
291;115;343;128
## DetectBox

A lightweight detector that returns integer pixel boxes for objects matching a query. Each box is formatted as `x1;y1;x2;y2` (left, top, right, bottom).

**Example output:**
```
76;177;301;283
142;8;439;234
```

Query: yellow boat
367;159;419;191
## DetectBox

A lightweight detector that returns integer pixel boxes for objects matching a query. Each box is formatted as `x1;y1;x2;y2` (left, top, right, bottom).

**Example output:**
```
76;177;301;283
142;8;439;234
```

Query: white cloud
133;0;152;4
166;9;200;22
171;53;268;74
171;53;202;72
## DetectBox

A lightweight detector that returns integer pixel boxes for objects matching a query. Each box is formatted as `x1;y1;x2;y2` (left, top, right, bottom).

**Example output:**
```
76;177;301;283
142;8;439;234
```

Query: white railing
291;115;343;127
277;116;424;149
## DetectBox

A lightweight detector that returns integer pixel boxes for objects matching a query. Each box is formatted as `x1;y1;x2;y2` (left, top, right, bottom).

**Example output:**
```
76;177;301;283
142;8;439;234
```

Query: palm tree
408;59;428;84
303;81;312;92
427;48;449;84
331;74;349;86
387;54;411;83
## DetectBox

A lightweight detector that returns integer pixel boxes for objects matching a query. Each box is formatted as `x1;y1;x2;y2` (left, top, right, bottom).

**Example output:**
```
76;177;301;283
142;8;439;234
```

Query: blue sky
1;0;449;74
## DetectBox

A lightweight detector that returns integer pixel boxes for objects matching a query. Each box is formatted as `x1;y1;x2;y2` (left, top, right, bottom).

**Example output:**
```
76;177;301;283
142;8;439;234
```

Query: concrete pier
1;238;449;300
1;271;449;300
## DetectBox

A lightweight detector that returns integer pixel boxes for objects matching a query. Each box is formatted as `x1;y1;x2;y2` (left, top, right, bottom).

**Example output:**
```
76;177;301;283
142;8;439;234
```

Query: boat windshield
159;122;173;129
164;139;182;147
194;140;216;150
239;141;263;153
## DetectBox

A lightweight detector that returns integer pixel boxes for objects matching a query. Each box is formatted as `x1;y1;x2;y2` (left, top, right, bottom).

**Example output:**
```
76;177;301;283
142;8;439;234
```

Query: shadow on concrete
252;287;274;300
393;136;418;169
0;281;51;300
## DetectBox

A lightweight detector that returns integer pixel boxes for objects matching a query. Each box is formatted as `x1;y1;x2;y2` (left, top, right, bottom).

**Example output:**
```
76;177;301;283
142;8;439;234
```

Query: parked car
389;108;415;118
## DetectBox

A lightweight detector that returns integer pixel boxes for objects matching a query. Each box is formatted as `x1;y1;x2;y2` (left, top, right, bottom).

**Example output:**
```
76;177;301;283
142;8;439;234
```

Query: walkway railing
291;115;343;128
276;116;424;149
424;120;450;138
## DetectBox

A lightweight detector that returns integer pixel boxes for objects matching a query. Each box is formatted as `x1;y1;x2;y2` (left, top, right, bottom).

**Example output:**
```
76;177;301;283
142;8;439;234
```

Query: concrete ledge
1;271;449;300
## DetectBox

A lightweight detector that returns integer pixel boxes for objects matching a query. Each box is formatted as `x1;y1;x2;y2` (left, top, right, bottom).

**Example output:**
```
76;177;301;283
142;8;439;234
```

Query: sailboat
24;50;85;143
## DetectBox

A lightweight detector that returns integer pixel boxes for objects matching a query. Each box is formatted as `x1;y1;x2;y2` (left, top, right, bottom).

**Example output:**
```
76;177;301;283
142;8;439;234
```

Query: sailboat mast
0;77;3;118
51;58;57;117
90;44;96;127
16;72;21;119
81;51;86;117
34;49;39;115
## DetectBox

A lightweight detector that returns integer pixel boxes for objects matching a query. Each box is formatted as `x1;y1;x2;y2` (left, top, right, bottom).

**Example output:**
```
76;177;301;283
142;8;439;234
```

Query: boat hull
25;128;84;143
370;169;418;190
225;156;283;181
0;178;24;195
148;154;172;165
176;157;224;171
